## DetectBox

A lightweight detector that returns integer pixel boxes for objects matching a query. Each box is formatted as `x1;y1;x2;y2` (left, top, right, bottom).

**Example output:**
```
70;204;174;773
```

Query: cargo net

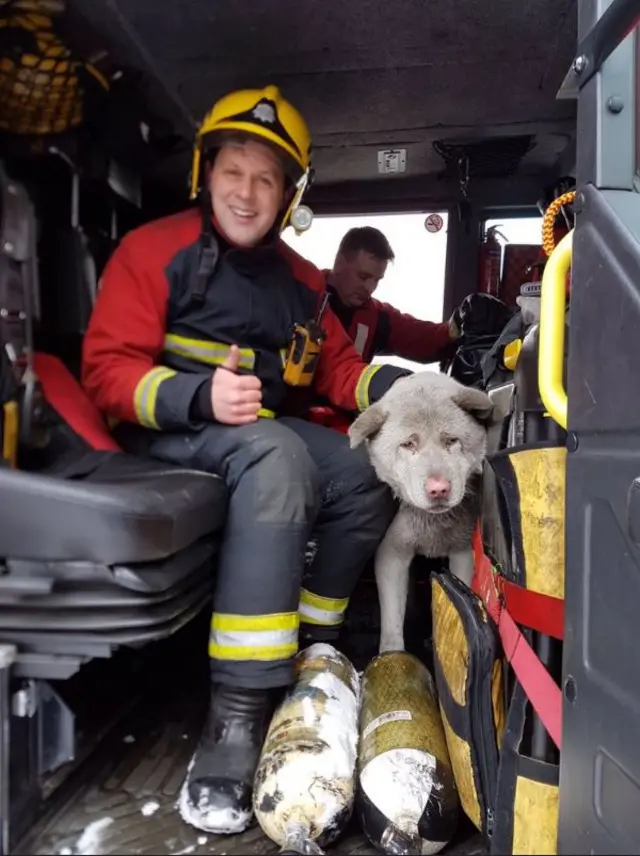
0;0;107;136
433;135;535;195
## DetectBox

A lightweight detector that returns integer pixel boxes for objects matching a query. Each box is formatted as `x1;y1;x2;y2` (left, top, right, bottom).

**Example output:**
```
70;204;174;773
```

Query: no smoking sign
425;213;444;233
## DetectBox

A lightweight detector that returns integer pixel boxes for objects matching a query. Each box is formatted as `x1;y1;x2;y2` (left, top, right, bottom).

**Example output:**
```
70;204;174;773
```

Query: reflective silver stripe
354;323;369;355
209;627;298;661
299;590;349;621
164;333;255;370
298;601;346;626
133;366;177;430
211;627;297;648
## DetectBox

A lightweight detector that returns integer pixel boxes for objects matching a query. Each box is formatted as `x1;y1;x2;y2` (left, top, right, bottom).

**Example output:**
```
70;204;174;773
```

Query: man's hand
211;345;262;424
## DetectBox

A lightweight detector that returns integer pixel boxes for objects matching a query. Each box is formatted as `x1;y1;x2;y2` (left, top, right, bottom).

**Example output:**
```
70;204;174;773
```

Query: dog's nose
426;476;451;499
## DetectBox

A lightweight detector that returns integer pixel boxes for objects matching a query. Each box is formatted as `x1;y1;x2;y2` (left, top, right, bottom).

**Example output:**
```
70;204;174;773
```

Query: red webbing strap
472;526;563;750
498;607;563;750
500;577;564;641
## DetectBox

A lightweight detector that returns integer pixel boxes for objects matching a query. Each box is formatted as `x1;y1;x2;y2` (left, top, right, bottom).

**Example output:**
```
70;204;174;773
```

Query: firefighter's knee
226;420;321;524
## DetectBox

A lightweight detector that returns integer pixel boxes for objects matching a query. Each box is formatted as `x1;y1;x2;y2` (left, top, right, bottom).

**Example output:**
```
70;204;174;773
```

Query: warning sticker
425;213;444;233
363;709;412;739
377;149;407;174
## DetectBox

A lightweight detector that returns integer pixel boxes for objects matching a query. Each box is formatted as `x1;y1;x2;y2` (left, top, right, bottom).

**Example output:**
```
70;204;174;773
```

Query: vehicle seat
26;146;126;379
0;161;229;678
0;352;228;678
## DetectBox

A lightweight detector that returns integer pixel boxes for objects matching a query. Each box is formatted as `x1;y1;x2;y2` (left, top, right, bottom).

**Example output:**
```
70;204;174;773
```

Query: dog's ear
348;403;388;448
452;385;495;425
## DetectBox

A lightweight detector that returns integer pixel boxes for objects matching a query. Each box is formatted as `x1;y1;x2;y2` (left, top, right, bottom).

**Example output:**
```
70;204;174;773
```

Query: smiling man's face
209;138;286;247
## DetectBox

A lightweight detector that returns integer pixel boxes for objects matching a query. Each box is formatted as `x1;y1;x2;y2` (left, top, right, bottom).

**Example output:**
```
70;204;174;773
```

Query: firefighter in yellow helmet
189;84;314;235
82;86;410;833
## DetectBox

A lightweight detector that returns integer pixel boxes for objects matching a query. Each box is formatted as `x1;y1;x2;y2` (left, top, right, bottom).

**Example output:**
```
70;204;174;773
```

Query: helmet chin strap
281;168;314;234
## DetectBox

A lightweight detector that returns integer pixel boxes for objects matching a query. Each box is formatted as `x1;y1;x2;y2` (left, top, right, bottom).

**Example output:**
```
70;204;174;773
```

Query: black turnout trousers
117;415;395;688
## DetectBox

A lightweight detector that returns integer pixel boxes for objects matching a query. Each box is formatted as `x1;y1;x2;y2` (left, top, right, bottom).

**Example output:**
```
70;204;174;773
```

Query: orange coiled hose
542;190;576;256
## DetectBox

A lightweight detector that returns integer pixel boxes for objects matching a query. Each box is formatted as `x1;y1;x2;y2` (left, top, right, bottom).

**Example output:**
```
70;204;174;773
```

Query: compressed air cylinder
357;652;459;855
253;643;360;854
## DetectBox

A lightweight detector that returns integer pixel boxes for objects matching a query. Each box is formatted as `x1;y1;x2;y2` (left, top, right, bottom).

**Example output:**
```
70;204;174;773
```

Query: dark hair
337;226;395;262
204;130;293;181
204;130;249;159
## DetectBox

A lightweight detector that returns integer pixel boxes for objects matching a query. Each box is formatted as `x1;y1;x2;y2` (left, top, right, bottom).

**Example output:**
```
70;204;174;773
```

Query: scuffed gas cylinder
357;652;459;855
253;643;360;854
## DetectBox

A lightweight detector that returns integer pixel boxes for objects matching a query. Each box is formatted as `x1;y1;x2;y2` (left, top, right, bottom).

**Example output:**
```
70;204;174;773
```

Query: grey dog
349;371;494;653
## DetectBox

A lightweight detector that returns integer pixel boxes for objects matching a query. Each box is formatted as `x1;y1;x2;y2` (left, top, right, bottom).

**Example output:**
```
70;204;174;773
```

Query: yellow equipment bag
485;441;566;855
430;570;505;842
491;683;560;856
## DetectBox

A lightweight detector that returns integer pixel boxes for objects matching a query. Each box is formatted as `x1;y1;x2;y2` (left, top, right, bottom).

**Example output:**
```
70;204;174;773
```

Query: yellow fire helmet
189;84;314;234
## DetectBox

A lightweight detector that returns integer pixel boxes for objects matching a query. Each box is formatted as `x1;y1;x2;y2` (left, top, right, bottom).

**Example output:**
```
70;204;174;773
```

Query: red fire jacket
324;273;455;364
82;209;409;430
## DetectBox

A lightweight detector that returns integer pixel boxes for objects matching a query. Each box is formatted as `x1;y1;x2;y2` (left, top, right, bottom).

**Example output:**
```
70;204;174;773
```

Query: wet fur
349;372;493;653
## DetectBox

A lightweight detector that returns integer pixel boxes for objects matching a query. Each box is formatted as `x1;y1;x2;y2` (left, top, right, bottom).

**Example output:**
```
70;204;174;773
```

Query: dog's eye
442;434;459;449
400;435;418;452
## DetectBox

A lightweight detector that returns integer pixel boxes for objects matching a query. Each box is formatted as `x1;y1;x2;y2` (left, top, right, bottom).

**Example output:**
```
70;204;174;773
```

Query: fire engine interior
1;0;639;854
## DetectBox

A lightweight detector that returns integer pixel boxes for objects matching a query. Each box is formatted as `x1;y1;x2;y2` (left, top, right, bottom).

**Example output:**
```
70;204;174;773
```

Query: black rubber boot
179;685;273;834
299;623;341;650
300;623;374;674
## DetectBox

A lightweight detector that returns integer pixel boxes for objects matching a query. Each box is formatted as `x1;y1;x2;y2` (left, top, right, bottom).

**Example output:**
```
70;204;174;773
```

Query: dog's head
348;372;493;513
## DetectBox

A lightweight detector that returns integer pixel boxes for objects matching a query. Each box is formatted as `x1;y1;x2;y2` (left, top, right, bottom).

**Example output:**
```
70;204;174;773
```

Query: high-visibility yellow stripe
355;364;384;411
166;335;289;374
133;366;177;430
209;611;299;661
164;333;255;370
209;643;298;660
299;589;349;626
212;612;299;632
299;590;349;613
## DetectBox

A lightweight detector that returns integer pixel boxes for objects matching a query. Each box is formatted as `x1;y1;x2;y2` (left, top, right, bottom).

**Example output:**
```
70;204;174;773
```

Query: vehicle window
283;211;448;371
485;216;543;246
484;215;544;307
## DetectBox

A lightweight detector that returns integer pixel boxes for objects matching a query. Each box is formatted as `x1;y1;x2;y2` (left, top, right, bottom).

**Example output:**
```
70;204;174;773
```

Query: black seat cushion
0;451;228;564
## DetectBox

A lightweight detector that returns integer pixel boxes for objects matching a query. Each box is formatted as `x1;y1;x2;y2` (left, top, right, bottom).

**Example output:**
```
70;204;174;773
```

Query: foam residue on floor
75;817;115;854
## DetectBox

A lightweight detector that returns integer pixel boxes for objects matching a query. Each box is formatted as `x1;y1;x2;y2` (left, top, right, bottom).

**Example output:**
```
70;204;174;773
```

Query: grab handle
538;229;572;429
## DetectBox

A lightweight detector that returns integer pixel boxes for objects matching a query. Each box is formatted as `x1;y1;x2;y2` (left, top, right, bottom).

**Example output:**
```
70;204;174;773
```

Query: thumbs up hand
211;345;263;424
221;344;242;372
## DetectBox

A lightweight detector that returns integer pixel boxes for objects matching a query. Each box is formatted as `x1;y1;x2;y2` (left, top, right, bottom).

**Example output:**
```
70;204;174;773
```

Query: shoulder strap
191;191;219;305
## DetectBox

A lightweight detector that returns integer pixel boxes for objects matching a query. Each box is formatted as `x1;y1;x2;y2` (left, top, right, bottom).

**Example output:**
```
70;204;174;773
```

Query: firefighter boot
298;622;364;666
179;684;273;833
299;622;340;649
299;621;370;671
